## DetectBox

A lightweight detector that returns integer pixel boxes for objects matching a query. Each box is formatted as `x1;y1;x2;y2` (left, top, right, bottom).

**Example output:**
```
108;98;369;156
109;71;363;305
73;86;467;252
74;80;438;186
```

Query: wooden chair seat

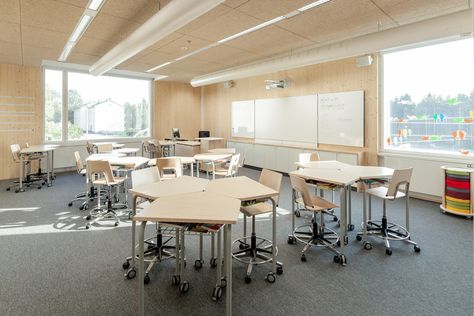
92;176;126;186
366;186;406;200
241;202;273;217
295;196;337;212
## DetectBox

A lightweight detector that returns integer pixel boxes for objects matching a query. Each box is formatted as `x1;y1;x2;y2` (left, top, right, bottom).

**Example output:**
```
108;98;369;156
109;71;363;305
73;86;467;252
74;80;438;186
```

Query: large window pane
44;69;62;141
67;72;151;140
383;38;474;156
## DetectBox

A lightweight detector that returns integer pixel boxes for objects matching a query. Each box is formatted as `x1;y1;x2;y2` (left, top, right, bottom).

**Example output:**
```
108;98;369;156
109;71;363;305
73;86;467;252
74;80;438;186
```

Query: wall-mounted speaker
356;55;373;67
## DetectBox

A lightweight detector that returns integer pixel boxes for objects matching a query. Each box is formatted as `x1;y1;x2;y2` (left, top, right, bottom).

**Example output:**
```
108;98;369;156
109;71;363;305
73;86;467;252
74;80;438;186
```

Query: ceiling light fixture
146;61;173;72
88;0;104;11
69;15;92;42
217;16;286;44
297;0;331;12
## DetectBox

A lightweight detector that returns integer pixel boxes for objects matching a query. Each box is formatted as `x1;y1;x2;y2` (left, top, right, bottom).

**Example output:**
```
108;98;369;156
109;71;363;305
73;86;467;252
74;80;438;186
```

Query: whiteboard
318;90;364;147
231;100;255;138
255;95;318;144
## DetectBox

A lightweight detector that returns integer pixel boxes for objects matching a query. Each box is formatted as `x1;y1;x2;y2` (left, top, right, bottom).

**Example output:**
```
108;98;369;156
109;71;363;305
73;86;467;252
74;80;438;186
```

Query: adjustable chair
7;144;45;192
232;169;284;283
213;153;240;178
97;143;113;153
156;157;183;180
288;174;345;264
356;168;421;255
85;160;127;229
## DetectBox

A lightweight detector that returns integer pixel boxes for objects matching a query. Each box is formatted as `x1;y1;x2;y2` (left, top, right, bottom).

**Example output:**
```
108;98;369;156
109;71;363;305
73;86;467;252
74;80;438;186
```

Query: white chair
289;174;344;264
214;153;240;177
356;168;421;255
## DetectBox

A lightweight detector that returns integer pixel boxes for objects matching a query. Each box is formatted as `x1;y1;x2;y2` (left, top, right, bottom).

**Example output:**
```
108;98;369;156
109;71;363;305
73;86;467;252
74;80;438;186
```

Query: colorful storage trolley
441;166;473;218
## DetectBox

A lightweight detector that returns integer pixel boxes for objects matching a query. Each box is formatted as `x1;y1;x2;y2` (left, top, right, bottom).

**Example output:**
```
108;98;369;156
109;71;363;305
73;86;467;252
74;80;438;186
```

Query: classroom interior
0;0;473;315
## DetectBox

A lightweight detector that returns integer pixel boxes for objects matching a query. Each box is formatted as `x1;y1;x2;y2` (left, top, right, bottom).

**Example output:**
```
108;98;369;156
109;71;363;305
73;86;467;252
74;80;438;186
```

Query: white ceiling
0;0;470;82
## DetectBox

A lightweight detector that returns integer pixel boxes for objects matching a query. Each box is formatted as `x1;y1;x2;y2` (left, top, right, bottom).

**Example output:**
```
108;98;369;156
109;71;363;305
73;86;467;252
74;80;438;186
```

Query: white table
295;160;352;170
18;144;58;191
208;148;236;154
289;165;394;265
194;153;232;179
113;147;140;156
134;190;240;316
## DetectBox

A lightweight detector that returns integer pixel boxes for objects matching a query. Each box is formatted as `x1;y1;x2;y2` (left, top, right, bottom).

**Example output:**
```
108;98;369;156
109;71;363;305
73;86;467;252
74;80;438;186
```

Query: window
382;38;473;157
44;69;151;142
44;69;63;141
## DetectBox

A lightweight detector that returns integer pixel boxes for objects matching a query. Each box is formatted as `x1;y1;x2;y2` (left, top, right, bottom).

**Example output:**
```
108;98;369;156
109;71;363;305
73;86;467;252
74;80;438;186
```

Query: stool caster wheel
333;216;338;222
245;276;251;284
126;268;136;280
295;210;301;217
210;257;217;268
83;204;89;210
85;224;90;230
276;266;283;275
179;281;189;293
301;254;306;262
122;261;130;270
348;224;355;231
68;202;73;207
287;236;296;244
172;275;180;285
86;215;91;220
144;274;150;284
265;272;276;283
6;187;10;191
239;243;246;250
219;277;226;288
212;286;223;301
114;221;119;227
385;248;392;256
334;255;347;265
363;242;372;250
414;245;421;253
356;235;362;241
194;259;203;269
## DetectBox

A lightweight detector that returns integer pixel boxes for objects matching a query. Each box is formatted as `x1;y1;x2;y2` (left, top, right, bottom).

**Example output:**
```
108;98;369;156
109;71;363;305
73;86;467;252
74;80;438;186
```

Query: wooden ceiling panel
82;13;142;43
22;45;61;66
226;25;314;57
53;0;89;8
21;0;83;34
222;0;250;8
372;0;469;25
100;0;160;23
171;57;226;74
189;9;262;42
0;41;21;59
0;0;20;24
21;26;68;50
116;61;156;72
134;50;176;67
67;51;101;65
145;32;185;51
177;4;233;35
155;67;200;82
277;0;396;44
74;36;116;56
193;44;262;66
0;21;21;43
236;0;312;21
0;53;22;65
157;35;214;58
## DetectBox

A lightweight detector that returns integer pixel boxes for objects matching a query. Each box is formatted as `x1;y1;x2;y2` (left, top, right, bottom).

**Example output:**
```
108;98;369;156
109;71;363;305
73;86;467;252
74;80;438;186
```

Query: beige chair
232;169;283;283
6;144;44;192
97;143;113;153
214;153;240;177
85;160;127;229
156;157;183;180
356;168;420;255
68;151;88;208
289;174;344;264
86;141;95;155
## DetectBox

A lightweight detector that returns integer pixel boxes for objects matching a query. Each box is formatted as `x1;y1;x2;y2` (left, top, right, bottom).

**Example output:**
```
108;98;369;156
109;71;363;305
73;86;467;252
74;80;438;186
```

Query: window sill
378;150;474;166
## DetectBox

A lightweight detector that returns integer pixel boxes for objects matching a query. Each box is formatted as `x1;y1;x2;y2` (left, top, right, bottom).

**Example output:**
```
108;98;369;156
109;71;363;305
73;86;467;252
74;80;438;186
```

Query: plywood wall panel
202;56;379;165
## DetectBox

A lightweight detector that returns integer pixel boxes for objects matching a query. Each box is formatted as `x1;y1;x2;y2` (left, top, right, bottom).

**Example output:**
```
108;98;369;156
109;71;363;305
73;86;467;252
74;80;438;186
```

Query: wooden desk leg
271;197;277;274
224;224;232;316
138;221;147;316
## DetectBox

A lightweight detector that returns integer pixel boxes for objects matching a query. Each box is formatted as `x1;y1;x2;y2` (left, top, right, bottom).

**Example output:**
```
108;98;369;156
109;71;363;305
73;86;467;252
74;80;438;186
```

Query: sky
383;37;473;105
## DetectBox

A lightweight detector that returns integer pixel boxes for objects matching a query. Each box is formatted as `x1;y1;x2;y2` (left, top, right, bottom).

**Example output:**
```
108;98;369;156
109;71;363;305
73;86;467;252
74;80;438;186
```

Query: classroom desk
194;153;232;179
113;147;140;156
148;156;195;176
295;160;352;170
205;176;281;278
289;165;393;265
134;190;240;316
18;144;58;191
195;137;226;153
208;148;236;154
175;141;201;157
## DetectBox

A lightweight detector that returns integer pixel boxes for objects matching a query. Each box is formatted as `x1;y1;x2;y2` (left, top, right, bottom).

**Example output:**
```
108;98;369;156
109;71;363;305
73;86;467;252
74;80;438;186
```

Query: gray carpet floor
0;167;472;316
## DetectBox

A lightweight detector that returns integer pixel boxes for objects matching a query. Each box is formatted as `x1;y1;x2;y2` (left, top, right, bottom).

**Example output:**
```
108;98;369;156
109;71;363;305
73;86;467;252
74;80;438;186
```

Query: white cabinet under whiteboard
231;100;255;138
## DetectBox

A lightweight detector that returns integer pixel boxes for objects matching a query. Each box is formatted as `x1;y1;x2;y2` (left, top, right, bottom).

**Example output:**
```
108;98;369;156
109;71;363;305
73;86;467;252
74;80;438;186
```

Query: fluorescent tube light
58;42;74;62
218;16;286;44
146;61;173;73
70;15;92;42
297;0;331;12
88;0;103;10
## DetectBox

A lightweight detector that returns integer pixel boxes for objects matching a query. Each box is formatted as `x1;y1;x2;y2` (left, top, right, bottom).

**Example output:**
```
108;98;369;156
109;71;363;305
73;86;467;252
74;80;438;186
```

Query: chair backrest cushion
131;167;160;188
259;169;283;205
387;168;413;197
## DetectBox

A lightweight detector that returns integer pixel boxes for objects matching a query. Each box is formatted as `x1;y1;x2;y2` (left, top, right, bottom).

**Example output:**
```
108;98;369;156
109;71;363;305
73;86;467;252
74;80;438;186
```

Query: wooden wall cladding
202;56;379;165
0;64;42;180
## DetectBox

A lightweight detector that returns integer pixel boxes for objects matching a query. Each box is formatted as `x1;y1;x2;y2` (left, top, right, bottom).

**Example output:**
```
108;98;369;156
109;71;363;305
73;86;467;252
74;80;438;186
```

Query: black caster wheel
6;187;10;191
114;222;119;227
239;243;246;250
287;236;296;244
212;287;223;301
333;255;340;264
276;266;283;275
68;202;73;207
144;274;150;284
85;224;90;230
38;186;42;190
86;215;91;220
210;258;217;268
340;255;347;265
245;276;251;284
414;246;421;253
301;254;306;262
295;210;301;217
348;224;354;231
385;249;392;256
42;182;46;186
172;275;180;285
27;185;30;187
333;216;338;222
266;272;276;283
15;190;19;193
122;261;130;270
179;281;189;293
344;236;349;245
83;204;89;210
194;259;203;269
126;268;136;279
356;235;362;241
220;277;226;288
363;242;372;250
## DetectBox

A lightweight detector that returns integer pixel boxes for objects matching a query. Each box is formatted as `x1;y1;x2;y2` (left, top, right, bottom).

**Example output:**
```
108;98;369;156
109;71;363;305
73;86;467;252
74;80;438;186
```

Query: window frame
43;66;153;145
378;36;474;164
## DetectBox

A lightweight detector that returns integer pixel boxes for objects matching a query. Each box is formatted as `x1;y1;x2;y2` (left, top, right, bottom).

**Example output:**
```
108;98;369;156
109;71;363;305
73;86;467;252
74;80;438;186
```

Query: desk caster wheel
414;245;421;253
6;187;10;191
212;286;222;301
295;210;301;217
144;274;150;284
122;261;130;270
239;243;247;250
85;224;90;230
363;242;372;250
245;276;251;284
68;202;73;207
38;186;42;190
172;275;180;285
336;238;347;246
334;255;347;265
348;224;354;231
385;249;392;256
194;259;203;269
82;204;89;211
126;268;136;280
179;281;189;293
114;221;119;227
301;254;307;262
210;257;217;268
287;236;296;244
356;235;362;241
276;266;283;275
265;272;276;283
333;216;338;222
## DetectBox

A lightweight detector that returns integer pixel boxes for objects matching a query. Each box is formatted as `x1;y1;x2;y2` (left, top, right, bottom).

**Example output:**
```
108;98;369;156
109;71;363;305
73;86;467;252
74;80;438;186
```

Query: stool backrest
289;174;313;207
299;152;320;163
131;167;160;188
226;153;241;177
87;160;115;185
156;157;182;178
86;142;95;154
387;168;413;197
10;144;21;162
74;151;84;174
259;169;282;205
